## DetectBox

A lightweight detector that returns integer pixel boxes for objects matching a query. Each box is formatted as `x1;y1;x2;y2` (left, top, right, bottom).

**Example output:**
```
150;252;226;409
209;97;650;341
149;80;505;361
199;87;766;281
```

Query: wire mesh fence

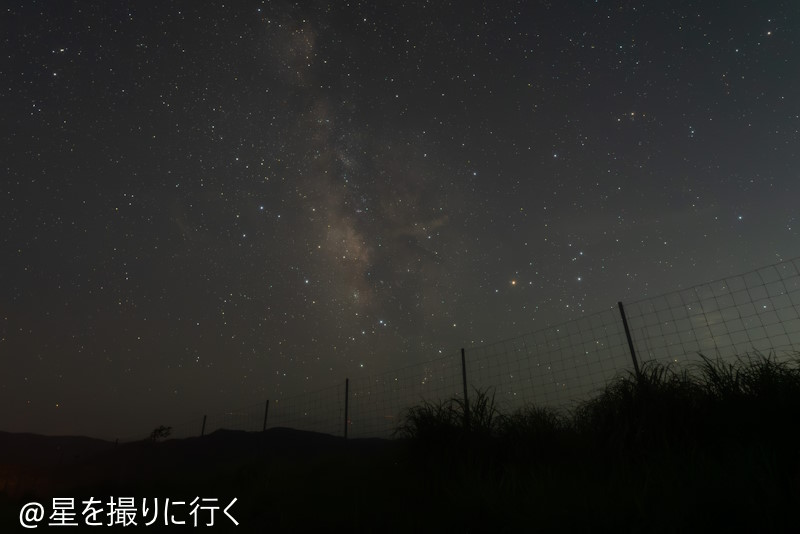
624;257;800;369
119;385;345;442
167;418;206;441
127;256;800;442
348;350;463;438
203;401;266;435
466;308;632;414
264;384;345;436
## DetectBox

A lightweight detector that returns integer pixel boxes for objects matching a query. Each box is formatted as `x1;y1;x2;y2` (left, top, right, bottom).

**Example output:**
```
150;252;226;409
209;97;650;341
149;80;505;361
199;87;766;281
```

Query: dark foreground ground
4;357;800;532
1;424;798;533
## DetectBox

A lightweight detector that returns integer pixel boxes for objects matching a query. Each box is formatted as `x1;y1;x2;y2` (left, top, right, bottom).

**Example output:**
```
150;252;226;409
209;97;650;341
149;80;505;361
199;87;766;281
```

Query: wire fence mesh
348;350;463;438
124;256;800;442
624;257;800;369
466;308;632;414
264;383;344;436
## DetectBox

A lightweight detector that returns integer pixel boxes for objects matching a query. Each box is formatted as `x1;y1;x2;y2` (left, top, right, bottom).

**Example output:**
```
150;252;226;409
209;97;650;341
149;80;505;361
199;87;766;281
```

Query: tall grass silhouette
398;352;800;448
393;352;800;530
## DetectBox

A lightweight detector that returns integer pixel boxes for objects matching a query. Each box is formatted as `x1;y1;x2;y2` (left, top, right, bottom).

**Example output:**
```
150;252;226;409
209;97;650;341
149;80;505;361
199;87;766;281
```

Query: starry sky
2;0;799;440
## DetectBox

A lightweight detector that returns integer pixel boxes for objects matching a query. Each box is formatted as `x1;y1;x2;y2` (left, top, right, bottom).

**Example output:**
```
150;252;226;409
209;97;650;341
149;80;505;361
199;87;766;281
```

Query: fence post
461;348;470;430
200;415;207;437
262;400;270;432
344;378;349;439
618;301;642;379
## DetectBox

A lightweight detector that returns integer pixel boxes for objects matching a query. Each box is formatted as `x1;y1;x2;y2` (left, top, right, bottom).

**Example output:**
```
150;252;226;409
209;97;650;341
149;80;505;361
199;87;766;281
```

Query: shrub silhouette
396;353;800;458
395;386;501;443
150;425;172;442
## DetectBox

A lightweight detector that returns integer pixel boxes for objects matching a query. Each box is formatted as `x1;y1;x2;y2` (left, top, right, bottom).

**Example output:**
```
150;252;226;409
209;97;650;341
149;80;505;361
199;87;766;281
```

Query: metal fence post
344;378;349;439
200;414;207;437
262;400;269;431
461;348;470;430
618;301;642;379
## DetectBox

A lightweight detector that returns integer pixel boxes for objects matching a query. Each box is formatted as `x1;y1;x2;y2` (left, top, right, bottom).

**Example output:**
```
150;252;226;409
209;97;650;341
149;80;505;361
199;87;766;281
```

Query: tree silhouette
150;425;172;442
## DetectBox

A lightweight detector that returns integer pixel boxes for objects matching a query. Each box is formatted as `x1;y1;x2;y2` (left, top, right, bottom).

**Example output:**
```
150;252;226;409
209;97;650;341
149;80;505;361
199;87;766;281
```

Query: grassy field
2;354;799;532
393;353;800;531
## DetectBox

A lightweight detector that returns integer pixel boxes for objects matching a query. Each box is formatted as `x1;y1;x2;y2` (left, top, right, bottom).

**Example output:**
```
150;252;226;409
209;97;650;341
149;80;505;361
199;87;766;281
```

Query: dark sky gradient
2;0;799;439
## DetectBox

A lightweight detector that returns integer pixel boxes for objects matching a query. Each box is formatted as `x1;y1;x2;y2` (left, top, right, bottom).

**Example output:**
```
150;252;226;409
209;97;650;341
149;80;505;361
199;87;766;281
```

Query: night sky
2;0;799;440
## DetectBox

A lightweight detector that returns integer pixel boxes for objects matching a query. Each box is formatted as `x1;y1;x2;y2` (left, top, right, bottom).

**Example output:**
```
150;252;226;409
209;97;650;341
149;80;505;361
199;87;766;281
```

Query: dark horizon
2;0;799;441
